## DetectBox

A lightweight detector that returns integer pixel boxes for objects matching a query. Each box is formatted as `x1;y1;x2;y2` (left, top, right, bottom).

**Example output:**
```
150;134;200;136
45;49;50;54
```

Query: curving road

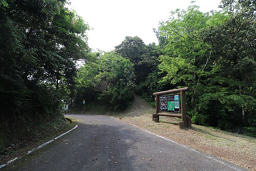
4;114;245;171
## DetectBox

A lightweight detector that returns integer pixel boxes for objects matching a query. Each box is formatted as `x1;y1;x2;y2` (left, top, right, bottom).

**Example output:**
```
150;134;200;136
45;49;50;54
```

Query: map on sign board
159;94;180;113
159;95;168;111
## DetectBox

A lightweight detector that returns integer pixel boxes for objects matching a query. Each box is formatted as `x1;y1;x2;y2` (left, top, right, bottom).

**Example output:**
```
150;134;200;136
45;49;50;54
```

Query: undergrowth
0;115;73;163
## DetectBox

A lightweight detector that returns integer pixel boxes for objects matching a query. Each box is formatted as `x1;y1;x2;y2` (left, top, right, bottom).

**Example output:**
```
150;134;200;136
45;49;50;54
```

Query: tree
135;43;162;97
157;5;239;128
115;36;148;84
76;52;135;111
202;0;256;127
157;6;214;108
156;2;256;129
0;0;89;145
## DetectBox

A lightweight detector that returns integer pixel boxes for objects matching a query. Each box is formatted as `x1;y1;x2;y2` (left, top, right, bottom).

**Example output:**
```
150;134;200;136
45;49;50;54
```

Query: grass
0;116;75;165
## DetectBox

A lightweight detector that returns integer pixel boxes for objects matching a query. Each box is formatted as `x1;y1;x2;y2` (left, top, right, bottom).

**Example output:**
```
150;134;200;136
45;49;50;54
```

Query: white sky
69;0;221;51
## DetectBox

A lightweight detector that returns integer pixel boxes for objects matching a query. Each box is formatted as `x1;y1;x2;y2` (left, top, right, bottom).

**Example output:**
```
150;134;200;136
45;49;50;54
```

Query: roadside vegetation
0;0;89;156
0;117;75;164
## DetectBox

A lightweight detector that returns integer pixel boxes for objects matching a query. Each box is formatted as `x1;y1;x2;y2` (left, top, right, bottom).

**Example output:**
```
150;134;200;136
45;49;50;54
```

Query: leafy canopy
76;52;135;111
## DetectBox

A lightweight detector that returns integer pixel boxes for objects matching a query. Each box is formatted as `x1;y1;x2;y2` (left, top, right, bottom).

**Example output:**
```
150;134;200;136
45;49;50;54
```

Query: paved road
4;115;245;171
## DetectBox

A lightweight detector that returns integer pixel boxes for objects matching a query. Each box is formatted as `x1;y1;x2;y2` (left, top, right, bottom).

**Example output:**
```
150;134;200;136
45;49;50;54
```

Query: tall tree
202;0;256;126
115;36;147;84
157;6;214;107
0;0;89;139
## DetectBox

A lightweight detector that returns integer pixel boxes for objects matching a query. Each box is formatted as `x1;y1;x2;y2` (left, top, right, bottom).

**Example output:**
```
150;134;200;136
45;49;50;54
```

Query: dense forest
0;0;89;151
0;0;256;153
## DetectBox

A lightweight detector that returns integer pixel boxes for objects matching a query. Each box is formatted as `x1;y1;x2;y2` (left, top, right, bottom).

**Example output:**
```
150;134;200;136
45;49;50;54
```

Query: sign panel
174;101;179;109
168;101;175;111
159;94;180;113
159;96;168;111
174;95;179;101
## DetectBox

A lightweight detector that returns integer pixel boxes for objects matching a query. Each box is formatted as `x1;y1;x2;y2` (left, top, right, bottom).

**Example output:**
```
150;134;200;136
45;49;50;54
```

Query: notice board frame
152;87;191;128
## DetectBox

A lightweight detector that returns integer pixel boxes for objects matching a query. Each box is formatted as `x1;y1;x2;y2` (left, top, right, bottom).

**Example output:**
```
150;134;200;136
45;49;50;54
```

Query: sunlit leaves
156;2;256;129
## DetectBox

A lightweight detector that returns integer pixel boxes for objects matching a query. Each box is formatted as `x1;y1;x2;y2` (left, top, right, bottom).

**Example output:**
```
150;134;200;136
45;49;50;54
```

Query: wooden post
180;90;191;128
156;95;159;114
152;95;159;122
179;90;185;128
181;91;186;122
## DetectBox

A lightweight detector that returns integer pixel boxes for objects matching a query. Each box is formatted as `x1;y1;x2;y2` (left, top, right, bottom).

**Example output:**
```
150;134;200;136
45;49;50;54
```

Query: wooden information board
159;94;180;113
152;87;191;128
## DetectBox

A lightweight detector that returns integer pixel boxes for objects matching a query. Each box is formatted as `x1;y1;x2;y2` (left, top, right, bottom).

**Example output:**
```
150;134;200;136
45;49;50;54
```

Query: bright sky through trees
69;0;221;51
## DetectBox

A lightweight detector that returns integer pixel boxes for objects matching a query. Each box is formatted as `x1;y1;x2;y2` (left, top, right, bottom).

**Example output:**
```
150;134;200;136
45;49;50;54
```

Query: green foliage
115;36;146;65
157;3;256;130
76;52;135;111
115;37;161;86
115;37;163;103
75;39;162;110
115;36;146;84
0;0;8;7
136;43;162;92
242;127;256;137
0;0;89;148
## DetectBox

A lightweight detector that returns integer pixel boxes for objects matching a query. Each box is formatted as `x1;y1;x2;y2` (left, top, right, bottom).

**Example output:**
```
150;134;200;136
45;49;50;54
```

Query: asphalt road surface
4;114;245;171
